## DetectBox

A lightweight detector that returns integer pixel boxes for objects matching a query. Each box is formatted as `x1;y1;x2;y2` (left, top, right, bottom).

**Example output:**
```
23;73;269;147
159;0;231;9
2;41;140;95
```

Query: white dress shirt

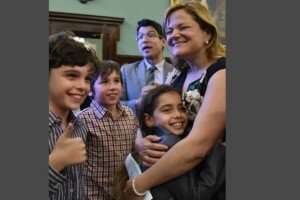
144;59;165;84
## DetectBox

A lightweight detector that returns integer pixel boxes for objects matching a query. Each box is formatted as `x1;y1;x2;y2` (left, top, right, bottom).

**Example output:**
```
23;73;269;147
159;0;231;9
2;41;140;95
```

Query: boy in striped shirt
48;31;98;200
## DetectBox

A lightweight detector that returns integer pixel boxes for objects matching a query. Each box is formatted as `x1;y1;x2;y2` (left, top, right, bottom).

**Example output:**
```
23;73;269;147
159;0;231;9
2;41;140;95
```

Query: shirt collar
49;110;60;126
144;59;165;72
91;100;128;119
48;110;77;126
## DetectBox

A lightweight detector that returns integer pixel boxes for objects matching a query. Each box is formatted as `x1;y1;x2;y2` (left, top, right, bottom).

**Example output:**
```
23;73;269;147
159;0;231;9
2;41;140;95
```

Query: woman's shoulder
206;57;226;81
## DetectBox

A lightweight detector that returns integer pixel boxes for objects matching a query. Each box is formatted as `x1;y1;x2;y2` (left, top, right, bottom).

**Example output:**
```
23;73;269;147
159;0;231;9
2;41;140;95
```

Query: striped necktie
146;65;157;85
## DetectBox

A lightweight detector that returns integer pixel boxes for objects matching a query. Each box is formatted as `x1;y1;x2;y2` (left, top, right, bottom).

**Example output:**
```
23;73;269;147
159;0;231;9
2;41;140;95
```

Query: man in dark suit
120;19;173;114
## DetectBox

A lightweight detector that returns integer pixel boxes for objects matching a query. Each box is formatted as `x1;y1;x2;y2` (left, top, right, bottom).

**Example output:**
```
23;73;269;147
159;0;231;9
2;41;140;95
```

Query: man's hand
141;83;160;98
49;123;87;172
136;84;161;106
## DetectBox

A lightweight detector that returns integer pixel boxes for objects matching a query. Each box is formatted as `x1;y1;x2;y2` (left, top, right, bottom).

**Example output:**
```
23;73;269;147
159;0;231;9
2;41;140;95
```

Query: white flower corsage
183;89;203;120
182;70;206;121
165;68;181;85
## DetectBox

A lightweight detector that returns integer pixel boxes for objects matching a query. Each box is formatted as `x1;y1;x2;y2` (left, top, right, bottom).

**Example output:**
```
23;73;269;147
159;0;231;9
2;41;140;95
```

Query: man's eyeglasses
135;32;163;41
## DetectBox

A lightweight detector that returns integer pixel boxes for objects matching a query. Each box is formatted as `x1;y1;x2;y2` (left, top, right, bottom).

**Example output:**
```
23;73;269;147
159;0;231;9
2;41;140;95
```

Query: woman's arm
125;69;226;196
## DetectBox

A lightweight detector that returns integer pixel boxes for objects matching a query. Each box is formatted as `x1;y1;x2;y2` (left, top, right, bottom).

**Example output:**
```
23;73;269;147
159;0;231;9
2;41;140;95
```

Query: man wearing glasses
120;19;173;114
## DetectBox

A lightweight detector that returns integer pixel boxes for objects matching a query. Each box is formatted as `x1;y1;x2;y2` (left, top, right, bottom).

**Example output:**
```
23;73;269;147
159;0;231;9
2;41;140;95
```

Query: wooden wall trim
49;12;124;25
115;55;171;67
115;55;143;66
49;12;124;61
49;12;169;66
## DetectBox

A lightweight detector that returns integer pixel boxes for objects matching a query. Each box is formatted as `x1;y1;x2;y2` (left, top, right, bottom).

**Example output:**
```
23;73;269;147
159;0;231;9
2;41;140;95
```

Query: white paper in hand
125;153;153;200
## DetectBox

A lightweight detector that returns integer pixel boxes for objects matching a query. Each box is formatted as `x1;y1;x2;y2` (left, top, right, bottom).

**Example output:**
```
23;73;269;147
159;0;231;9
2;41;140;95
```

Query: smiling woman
123;2;226;199
170;0;226;44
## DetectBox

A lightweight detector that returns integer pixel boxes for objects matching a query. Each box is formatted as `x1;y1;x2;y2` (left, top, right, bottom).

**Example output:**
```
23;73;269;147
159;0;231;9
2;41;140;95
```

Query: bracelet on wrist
132;178;146;196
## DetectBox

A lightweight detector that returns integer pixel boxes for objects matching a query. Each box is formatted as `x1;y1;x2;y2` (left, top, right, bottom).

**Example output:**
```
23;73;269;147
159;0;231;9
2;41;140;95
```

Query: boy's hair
136;19;163;38
49;31;98;73
138;85;182;137
90;60;122;96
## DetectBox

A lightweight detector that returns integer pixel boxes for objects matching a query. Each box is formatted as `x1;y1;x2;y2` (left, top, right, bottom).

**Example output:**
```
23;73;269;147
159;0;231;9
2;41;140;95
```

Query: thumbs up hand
49;123;87;172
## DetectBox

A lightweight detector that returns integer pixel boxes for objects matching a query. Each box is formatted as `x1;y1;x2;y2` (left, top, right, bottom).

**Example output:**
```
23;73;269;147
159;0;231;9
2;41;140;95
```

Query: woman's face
145;91;188;136
165;9;211;61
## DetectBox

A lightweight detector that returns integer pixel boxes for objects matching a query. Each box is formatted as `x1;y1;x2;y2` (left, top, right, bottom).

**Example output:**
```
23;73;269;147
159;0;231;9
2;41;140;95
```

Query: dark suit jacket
120;60;173;113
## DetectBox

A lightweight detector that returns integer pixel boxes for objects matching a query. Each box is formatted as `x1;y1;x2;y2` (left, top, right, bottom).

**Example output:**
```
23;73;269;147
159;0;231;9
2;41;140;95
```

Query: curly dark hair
49;31;99;73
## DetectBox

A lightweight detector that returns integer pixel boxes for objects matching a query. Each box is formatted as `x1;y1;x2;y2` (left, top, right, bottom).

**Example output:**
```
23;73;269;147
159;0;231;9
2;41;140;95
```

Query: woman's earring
205;40;209;44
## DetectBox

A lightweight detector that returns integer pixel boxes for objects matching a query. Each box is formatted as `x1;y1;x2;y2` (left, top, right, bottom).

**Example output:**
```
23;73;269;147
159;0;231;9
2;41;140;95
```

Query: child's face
146;91;188;136
49;64;92;116
92;70;122;110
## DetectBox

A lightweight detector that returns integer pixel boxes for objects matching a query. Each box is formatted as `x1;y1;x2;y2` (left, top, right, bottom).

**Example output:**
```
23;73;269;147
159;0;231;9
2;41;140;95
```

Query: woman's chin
172;51;187;59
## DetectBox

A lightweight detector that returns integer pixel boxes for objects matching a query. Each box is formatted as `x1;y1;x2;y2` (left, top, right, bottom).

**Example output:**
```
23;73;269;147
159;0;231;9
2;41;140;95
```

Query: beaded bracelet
132;178;146;196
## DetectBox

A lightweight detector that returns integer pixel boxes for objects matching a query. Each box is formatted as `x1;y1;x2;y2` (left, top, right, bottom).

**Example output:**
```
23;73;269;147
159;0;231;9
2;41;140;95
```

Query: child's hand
49;123;87;172
137;135;168;167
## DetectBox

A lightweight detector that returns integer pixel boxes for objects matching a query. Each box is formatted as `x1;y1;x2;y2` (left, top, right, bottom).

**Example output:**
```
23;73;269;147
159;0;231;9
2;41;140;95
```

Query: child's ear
144;113;154;127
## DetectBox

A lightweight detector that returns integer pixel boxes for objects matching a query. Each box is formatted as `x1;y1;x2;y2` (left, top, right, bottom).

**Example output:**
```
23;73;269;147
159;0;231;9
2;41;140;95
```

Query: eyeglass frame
135;31;163;41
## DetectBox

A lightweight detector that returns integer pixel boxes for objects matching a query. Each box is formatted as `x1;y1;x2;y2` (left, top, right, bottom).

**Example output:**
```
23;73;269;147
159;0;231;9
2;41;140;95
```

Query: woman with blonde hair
124;1;226;199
